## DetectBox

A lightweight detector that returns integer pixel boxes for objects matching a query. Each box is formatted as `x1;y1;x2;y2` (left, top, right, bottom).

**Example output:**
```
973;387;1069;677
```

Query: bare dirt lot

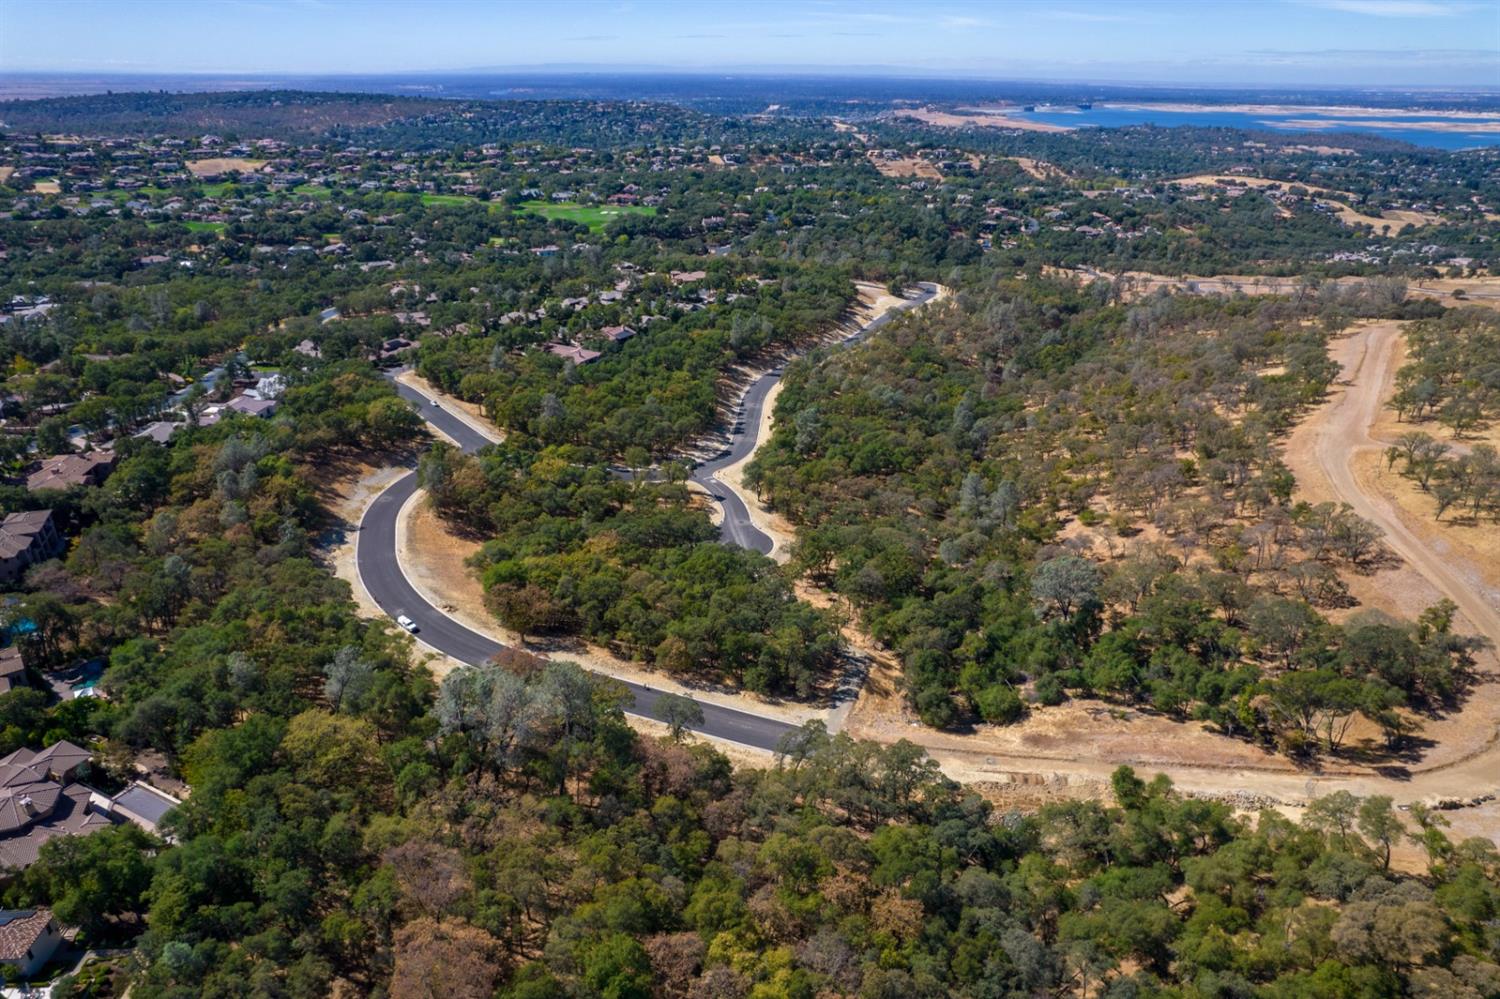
867;152;942;180
186;157;266;177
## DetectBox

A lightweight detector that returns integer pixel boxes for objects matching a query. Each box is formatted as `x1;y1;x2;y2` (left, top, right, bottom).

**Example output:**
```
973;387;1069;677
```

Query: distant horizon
1;68;1497;105
2;0;1496;88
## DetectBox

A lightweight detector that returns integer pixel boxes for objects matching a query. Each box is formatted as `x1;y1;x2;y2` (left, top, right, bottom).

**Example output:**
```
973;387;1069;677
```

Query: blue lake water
1012;106;1500;151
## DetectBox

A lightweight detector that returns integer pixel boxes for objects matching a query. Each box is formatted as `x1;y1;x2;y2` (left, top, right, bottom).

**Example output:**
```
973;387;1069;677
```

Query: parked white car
396;614;419;633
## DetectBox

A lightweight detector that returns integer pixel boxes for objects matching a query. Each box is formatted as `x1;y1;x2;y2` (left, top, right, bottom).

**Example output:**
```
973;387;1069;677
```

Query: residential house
544;343;601;365
0;510;64;584
225;395;277;418
26;451;116;492
0;741;112;872
133;421;180;445
599;325;636;344
0;909;63;978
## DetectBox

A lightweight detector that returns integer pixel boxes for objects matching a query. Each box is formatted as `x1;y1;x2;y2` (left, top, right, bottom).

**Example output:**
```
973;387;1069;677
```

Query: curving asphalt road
356;284;940;749
691;282;941;553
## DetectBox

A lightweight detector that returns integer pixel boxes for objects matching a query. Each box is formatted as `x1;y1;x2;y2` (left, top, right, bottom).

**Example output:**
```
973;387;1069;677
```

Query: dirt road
1307;323;1500;649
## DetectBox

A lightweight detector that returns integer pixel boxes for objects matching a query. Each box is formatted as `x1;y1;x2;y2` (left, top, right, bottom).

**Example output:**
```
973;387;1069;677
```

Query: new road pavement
356;284;939;749
690;282;940;553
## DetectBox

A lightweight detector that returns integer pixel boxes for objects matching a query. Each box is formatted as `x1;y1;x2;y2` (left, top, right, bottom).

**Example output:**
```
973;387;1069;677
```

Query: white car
396;614;419;633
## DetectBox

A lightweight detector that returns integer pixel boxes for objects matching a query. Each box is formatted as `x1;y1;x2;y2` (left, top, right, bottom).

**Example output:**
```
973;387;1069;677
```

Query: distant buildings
0;510;63;583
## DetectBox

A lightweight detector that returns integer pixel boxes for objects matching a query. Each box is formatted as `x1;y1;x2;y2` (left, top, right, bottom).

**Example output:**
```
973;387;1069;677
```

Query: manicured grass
421;193;478;207
199;181;239;197
519;200;656;231
293;183;332;199
184;221;227;233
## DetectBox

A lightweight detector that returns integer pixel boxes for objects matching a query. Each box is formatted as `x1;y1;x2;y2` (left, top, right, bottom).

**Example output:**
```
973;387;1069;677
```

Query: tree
22;824;157;937
1357;795;1403;870
655;692;703;742
323;645;375;713
390;917;505;999
1031;555;1101;620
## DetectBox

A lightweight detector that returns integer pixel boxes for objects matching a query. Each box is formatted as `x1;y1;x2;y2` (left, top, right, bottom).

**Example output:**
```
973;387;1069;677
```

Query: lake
1010;105;1500;151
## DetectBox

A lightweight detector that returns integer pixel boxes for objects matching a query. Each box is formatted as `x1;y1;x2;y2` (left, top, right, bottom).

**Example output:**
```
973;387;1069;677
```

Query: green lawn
293;183;332;199
184;221;227;234
199;181;239;198
421;193;478;207
520;200;656;231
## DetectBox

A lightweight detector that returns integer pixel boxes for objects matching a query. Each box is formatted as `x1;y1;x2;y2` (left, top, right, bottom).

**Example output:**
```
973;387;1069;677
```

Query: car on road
396;614;419;633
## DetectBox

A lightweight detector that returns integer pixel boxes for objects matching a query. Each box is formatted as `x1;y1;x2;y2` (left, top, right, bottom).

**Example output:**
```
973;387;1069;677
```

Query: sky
1;0;1497;88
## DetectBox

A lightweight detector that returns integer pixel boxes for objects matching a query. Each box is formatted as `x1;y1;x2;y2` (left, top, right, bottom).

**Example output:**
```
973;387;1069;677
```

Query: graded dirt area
186;156;266;177
867;152;942;180
896;108;1070;133
1063;267;1500;311
1010;156;1067;182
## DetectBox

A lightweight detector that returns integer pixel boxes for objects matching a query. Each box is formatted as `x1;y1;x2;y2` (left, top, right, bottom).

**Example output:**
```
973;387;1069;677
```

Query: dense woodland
748;274;1479;750
0;90;1495;993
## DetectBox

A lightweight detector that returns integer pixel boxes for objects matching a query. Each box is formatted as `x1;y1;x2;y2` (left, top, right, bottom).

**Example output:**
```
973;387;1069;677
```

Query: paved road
358;384;801;750
357;285;939;749
690;282;941;553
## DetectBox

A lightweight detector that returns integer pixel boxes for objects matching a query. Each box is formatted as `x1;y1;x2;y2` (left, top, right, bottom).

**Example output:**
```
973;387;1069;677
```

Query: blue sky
1;0;1496;87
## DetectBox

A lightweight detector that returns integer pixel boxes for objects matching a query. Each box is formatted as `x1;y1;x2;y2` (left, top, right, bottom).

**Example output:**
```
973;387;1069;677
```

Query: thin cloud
1046;10;1137;22
1304;0;1473;16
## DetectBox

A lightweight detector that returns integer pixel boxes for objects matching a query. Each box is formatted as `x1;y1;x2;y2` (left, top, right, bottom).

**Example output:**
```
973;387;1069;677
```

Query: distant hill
0;89;438;138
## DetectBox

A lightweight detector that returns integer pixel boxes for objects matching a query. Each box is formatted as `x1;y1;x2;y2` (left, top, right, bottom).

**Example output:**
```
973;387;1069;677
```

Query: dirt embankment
1061;267;1500;311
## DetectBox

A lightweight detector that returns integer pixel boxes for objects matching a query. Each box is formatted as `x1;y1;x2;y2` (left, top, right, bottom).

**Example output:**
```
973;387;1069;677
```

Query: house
133;420;180;445
529;245;560;257
0;648;25;697
225;395;277;418
293;339;322;359
599;325;636;344
544;343;601;365
0;909;63;978
0;741;112;871
670;270;707;284
0;510;64;584
26;451;116;492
